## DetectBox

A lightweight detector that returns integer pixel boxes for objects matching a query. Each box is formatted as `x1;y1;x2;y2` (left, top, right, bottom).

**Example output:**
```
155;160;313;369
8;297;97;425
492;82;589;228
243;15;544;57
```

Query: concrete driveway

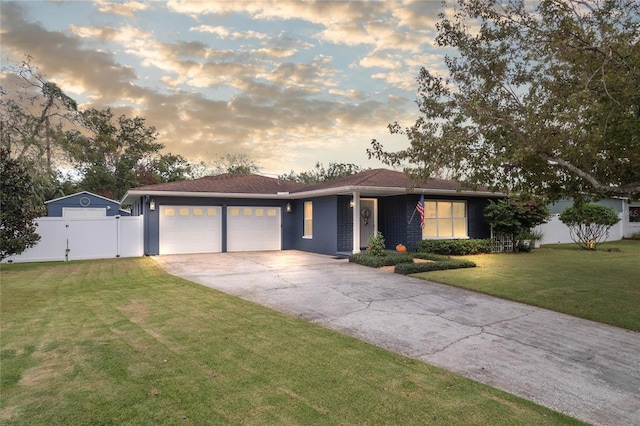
153;250;640;426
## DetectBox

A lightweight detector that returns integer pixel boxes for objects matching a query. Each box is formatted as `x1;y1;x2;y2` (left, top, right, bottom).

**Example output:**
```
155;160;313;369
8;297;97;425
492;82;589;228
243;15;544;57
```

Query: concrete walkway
153;251;640;426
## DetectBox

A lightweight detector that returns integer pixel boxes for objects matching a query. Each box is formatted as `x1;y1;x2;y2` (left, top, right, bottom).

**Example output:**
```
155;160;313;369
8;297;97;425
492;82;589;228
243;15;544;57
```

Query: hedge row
411;252;451;262
394;259;476;275
348;251;414;268
349;251;476;274
416;239;491;255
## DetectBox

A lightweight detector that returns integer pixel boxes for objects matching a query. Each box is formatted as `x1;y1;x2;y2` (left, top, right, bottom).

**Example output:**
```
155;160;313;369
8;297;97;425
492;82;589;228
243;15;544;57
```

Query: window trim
303;201;313;239
422;200;468;239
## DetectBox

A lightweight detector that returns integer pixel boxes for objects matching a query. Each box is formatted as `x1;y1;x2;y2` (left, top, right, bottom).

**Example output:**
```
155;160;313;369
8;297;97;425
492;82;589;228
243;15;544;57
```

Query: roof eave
292;185;505;198
121;185;505;204
121;190;288;204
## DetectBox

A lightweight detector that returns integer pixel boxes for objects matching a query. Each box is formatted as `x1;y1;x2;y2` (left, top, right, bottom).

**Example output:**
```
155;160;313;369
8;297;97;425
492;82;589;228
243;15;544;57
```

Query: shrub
416;239;491;255
349;251;413;268
630;232;640;240
484;196;550;252
395;259;476;275
559;203;620;250
367;232;386;256
412;252;451;262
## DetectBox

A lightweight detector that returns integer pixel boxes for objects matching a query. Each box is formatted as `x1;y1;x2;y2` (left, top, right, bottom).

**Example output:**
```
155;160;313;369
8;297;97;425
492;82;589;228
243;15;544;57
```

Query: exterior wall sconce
149;199;156;211
286;202;292;213
349;199;355;208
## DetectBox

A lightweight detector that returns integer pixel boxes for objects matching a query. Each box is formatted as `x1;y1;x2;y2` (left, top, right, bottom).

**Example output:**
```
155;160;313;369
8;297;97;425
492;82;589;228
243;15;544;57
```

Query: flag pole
408;207;417;224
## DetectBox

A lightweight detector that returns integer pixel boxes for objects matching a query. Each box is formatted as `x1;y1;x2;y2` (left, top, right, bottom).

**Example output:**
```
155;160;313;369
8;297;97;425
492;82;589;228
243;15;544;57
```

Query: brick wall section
405;196;424;251
379;196;409;250
467;198;492;238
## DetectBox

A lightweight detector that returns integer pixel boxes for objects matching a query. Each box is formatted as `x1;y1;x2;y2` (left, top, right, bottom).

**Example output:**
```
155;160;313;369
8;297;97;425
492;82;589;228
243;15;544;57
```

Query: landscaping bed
349;250;476;274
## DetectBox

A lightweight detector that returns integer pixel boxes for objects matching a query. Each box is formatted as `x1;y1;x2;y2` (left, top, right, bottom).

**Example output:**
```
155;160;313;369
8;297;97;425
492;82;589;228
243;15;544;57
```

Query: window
423;201;467;238
630;206;640;223
303;201;313;238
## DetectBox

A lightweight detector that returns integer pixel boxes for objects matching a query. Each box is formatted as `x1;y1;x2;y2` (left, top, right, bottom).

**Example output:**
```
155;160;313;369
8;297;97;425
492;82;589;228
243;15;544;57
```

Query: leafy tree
63;108;163;199
559;203;620;250
188;154;261;178
135;153;193;186
369;0;640;201
1;57;79;206
280;162;366;184
484;196;549;252
211;154;261;175
0;148;41;260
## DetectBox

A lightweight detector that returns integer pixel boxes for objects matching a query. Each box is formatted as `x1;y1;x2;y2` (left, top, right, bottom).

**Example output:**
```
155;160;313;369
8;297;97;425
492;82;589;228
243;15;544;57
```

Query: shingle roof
131;173;306;194
292;168;468;192
124;169;495;202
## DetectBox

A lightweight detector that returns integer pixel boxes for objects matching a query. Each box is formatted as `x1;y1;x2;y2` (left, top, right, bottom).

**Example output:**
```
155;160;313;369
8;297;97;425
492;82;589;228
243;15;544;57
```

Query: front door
359;199;377;249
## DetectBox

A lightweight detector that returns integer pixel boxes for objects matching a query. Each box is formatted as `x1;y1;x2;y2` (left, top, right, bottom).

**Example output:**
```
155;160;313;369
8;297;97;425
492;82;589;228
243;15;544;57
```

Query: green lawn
0;258;582;425
415;240;640;331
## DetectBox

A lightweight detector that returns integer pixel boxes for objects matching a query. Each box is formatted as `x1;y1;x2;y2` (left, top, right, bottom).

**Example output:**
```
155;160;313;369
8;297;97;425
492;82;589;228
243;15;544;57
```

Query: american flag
416;194;425;229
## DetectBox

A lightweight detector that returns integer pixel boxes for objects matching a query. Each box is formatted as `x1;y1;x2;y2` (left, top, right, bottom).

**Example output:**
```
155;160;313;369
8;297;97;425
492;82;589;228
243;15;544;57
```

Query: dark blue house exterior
46;191;130;217
121;169;503;257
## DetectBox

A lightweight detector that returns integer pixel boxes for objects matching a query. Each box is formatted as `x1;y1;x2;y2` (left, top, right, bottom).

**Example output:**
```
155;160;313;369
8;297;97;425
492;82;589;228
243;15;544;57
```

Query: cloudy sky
0;0;450;176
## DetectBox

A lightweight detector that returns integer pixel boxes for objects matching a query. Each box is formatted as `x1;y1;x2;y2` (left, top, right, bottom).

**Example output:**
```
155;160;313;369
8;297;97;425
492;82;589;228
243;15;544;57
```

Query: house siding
290;196;338;255
336;196;353;252
467;198;492;239
379;196;410;250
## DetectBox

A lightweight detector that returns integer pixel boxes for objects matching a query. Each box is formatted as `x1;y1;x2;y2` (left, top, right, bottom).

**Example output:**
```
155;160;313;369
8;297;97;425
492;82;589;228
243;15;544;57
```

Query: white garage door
62;207;107;218
159;206;222;255
227;206;281;252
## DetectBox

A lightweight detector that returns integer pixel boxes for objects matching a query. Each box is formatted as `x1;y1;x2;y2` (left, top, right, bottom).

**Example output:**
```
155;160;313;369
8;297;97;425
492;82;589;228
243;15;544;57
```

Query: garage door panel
159;206;222;254
227;206;281;252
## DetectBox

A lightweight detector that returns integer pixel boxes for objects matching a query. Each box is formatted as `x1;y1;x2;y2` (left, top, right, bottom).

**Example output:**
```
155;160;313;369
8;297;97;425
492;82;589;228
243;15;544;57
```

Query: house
121;169;504;256
46;191;131;218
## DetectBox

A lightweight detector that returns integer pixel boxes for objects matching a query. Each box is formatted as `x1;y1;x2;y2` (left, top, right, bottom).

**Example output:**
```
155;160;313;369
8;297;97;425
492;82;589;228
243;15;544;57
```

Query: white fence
3;216;143;263
534;213;626;245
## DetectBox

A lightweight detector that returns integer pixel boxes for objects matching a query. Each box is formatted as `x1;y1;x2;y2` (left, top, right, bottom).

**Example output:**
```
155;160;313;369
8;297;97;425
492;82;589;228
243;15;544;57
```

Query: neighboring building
121;169;504;256
46;191;131;218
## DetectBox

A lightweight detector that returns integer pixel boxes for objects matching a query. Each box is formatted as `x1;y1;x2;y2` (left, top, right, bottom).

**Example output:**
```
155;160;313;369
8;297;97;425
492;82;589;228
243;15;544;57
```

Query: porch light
286;202;292;213
149;199;156;211
349;199;355;208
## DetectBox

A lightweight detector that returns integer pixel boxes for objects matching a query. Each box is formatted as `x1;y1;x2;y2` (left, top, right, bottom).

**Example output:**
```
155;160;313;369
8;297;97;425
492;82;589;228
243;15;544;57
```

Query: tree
559;203;620;250
280;162;366;184
63;108;163;199
135;153;193;186
369;0;640;201
0;148;41;260
484;196;550;252
211;154;261;175
1;57;79;207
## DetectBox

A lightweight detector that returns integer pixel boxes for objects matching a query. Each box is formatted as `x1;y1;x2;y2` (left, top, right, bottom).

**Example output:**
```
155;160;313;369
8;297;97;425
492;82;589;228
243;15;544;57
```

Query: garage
159;206;222;255
227;206;281;252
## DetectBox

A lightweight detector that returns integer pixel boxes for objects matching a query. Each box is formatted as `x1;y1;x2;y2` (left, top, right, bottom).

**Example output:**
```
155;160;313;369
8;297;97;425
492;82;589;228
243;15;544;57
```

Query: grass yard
414;240;640;331
0;258;582;425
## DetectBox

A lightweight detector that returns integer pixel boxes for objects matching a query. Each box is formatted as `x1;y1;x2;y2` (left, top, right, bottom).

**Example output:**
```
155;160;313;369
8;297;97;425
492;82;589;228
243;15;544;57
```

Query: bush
412;252;451;262
395;259;476;275
559;203;620;250
349;251;414;268
484;196;550;252
416;239;491;255
367;232;386;256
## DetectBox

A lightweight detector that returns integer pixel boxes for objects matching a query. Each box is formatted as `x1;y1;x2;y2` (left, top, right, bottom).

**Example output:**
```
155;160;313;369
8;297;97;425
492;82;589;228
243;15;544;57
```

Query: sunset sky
1;0;452;176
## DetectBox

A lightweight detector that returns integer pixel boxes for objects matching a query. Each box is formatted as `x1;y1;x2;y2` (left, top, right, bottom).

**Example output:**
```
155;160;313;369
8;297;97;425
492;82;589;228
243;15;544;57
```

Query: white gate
3;216;143;263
